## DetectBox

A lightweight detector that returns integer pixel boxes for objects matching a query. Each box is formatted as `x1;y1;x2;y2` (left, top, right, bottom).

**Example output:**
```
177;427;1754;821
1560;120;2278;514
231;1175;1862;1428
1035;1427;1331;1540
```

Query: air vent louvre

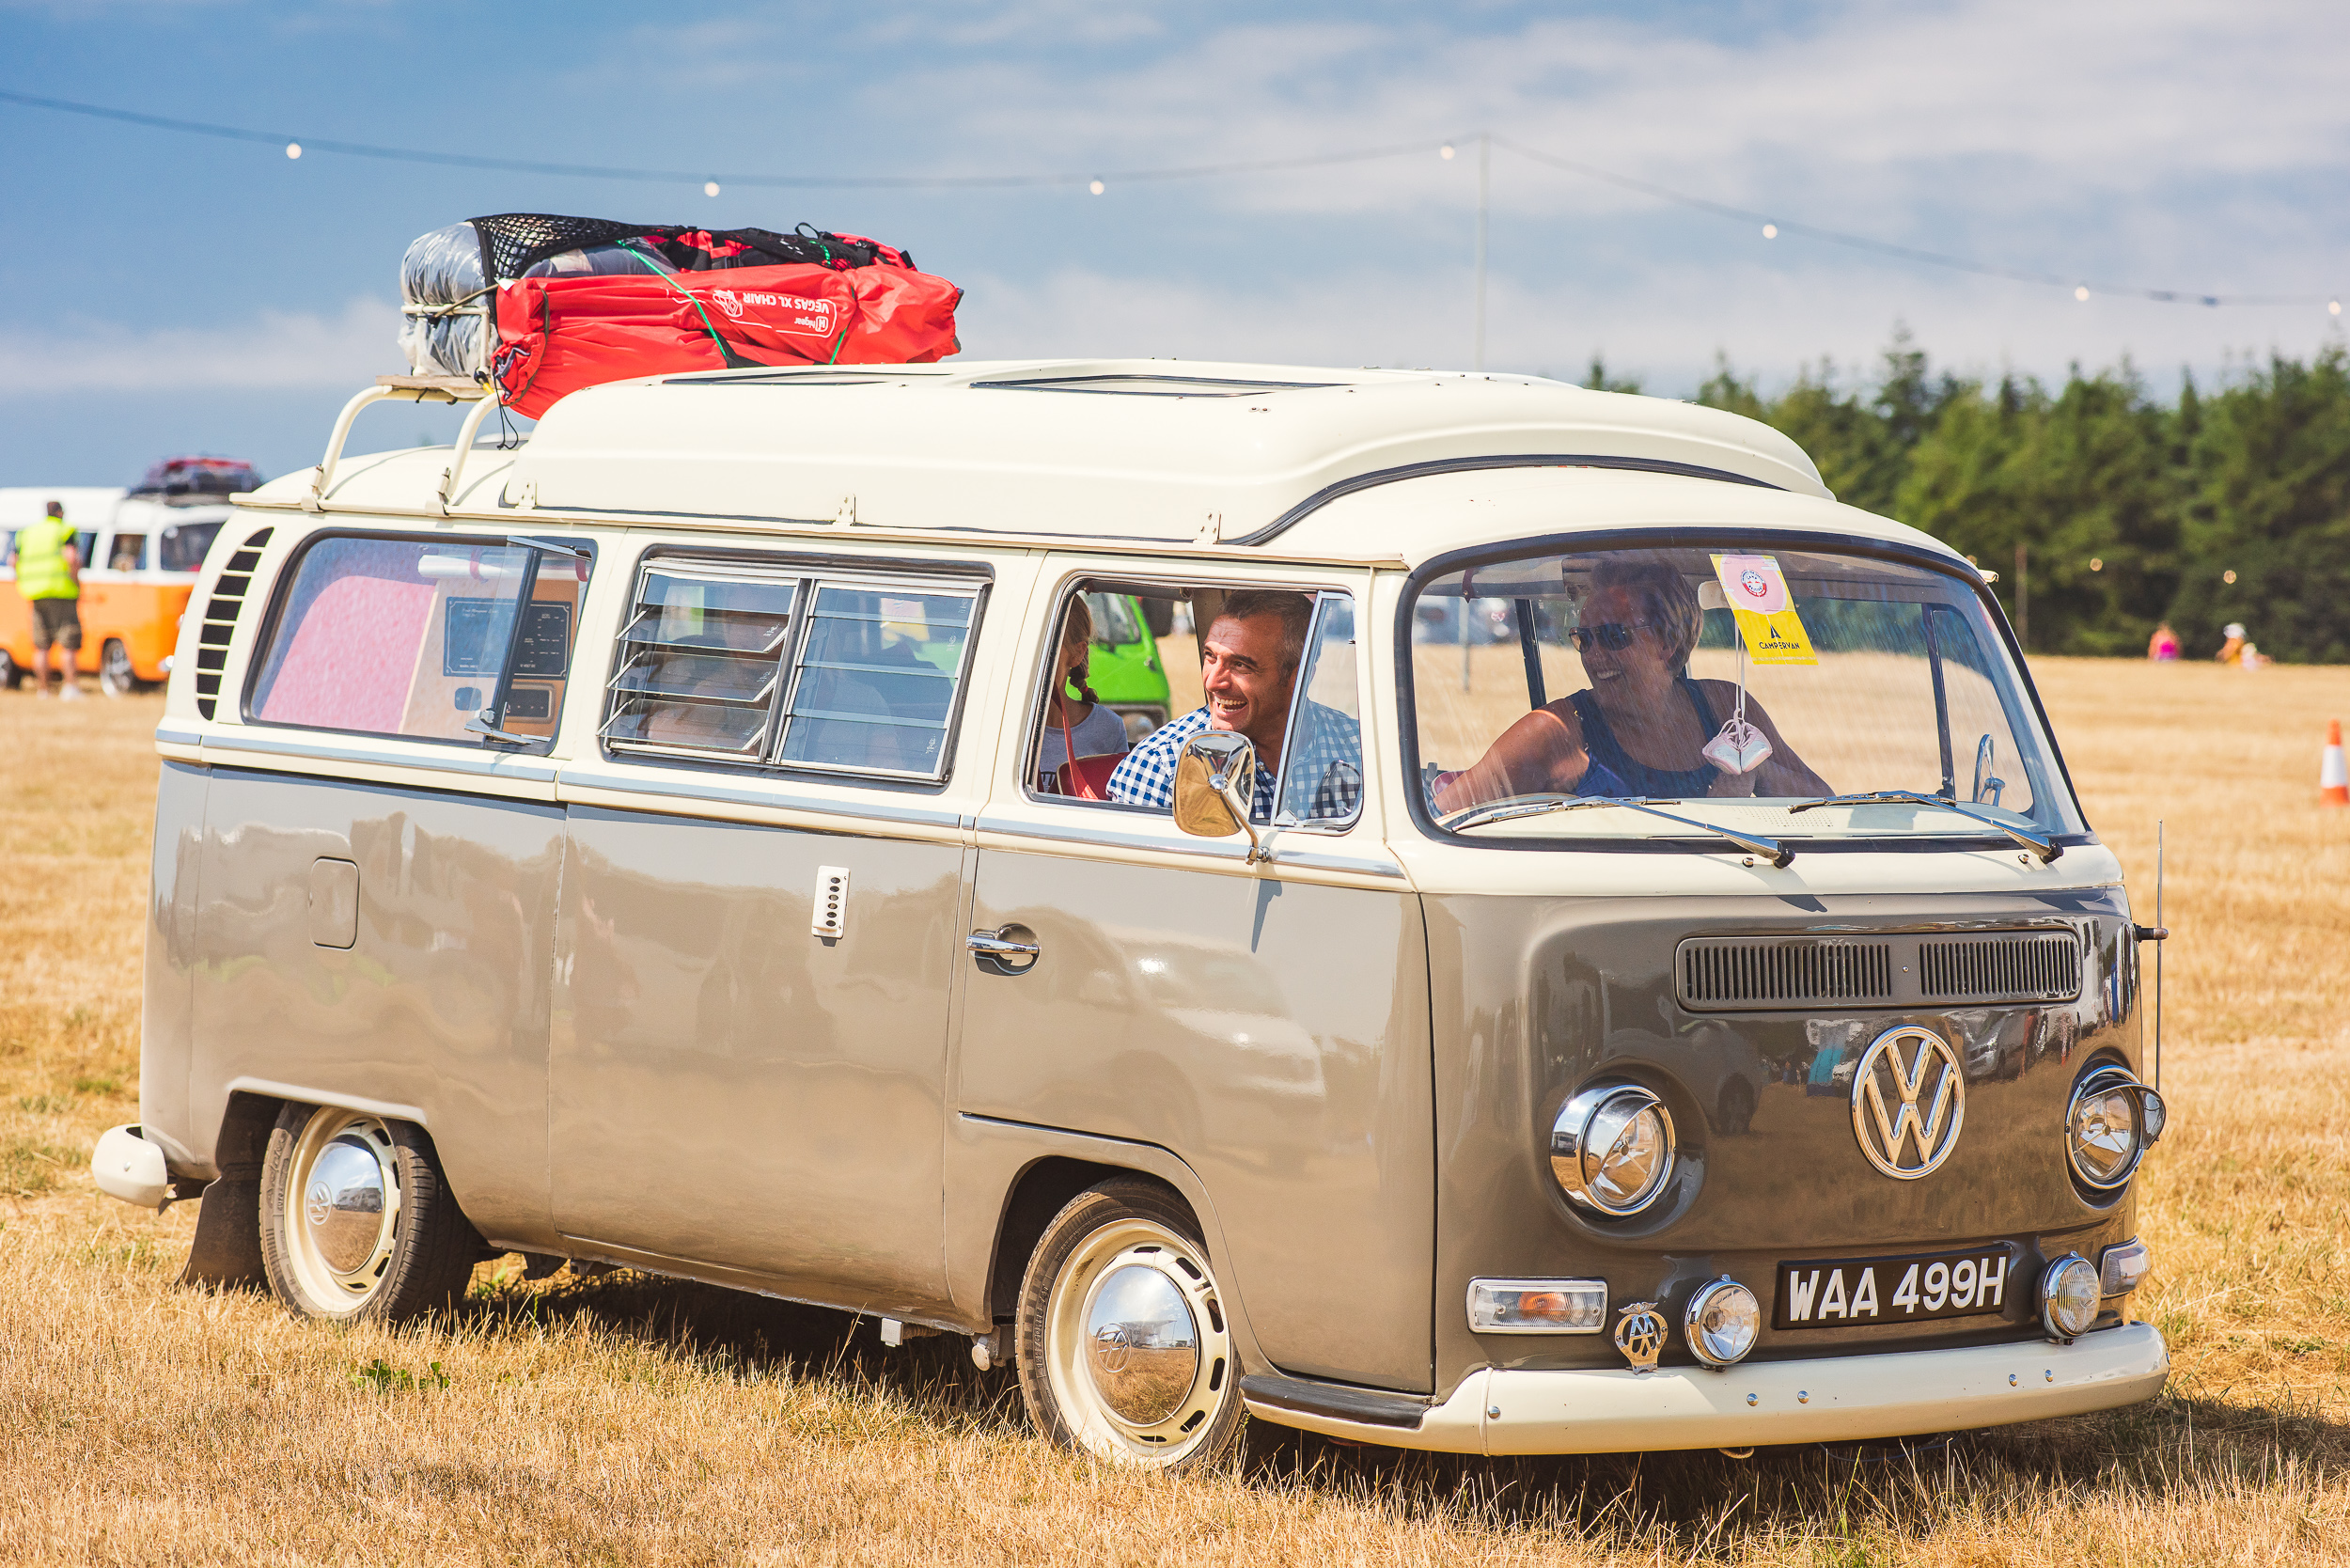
1679;940;1893;1007
1919;933;2081;1002
192;526;272;720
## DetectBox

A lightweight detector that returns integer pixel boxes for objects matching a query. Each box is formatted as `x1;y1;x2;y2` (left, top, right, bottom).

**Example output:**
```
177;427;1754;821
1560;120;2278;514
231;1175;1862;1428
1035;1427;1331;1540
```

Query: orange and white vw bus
1;460;258;692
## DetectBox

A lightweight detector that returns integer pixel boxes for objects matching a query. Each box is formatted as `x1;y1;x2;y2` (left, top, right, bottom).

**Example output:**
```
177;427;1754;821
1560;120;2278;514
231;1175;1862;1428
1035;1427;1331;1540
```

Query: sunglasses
1567;619;1656;652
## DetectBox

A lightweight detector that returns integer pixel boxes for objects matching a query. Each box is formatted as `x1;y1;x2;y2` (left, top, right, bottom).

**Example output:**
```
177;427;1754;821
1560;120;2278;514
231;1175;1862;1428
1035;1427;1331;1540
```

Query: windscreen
1408;543;2082;844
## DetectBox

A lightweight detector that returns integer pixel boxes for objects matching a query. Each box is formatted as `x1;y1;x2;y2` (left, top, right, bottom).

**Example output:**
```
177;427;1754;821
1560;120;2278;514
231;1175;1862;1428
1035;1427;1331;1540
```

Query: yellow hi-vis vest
13;517;79;600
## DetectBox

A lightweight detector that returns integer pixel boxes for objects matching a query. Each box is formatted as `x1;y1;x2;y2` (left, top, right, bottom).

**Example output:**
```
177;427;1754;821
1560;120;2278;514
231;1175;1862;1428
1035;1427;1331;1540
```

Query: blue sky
3;0;2344;484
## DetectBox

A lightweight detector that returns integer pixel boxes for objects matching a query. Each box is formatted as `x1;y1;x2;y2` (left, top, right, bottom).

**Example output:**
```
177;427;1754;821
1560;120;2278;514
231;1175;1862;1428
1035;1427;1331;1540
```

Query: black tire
0;649;18;689
1013;1177;1245;1470
258;1103;481;1323
97;638;133;697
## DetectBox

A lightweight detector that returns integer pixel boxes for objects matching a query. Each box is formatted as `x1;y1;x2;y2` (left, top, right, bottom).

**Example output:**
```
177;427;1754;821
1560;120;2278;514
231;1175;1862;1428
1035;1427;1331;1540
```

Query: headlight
1684;1277;1761;1367
2067;1064;2163;1190
2040;1253;2101;1340
1551;1084;1676;1217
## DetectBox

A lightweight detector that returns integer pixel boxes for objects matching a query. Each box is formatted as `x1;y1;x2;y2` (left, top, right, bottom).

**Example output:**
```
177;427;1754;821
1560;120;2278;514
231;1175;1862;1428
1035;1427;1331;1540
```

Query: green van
1081;590;1172;743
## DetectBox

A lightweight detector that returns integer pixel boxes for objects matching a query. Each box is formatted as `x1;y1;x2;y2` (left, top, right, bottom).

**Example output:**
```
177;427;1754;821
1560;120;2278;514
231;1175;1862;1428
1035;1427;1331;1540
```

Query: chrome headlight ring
2040;1252;2101;1341
2066;1063;2166;1192
1684;1276;1762;1368
1550;1083;1677;1218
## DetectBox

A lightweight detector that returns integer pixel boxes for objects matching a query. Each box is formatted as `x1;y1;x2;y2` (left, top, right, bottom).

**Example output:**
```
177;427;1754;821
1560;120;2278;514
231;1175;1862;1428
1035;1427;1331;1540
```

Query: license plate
1774;1245;2019;1330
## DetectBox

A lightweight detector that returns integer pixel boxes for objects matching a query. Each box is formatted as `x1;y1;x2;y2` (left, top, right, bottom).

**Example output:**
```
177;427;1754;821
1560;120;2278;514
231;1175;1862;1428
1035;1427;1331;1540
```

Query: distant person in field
2215;622;2247;666
8;500;84;699
2147;623;2180;661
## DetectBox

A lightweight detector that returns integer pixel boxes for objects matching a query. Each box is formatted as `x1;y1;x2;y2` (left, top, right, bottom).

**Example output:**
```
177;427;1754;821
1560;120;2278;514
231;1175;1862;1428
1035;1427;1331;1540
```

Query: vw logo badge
1850;1025;1966;1179
1613;1301;1667;1373
305;1180;334;1231
1091;1324;1134;1372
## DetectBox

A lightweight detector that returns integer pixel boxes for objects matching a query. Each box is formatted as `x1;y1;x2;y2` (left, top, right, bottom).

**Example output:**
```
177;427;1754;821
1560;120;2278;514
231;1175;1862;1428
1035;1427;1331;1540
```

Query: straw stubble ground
1;660;2344;1565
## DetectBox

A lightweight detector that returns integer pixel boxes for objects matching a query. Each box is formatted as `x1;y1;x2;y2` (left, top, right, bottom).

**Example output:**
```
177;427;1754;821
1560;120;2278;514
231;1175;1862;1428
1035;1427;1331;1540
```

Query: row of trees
1586;334;2350;663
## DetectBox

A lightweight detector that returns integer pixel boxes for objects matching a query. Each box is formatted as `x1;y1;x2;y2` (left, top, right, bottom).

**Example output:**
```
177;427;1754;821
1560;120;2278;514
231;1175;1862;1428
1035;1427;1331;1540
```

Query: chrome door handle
966;929;1041;958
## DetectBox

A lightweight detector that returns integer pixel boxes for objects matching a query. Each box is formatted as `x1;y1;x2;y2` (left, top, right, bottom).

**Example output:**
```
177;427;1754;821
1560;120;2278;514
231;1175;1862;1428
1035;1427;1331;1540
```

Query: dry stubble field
2;659;2346;1566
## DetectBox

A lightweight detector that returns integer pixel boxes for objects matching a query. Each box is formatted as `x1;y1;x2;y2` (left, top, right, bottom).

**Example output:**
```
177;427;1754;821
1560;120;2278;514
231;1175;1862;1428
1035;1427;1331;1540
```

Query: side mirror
1173;731;1267;861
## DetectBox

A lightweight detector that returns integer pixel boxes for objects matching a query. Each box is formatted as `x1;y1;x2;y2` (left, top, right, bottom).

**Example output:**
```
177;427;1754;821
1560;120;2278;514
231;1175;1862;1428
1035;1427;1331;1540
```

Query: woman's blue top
1565;678;1720;798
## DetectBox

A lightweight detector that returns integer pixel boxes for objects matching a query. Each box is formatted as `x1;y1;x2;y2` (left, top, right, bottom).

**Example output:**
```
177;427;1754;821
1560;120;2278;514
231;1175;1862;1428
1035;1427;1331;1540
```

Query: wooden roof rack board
306;376;497;516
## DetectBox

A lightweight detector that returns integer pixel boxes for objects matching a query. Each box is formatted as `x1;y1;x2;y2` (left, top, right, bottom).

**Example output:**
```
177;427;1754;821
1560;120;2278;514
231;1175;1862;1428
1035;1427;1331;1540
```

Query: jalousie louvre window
601;558;981;781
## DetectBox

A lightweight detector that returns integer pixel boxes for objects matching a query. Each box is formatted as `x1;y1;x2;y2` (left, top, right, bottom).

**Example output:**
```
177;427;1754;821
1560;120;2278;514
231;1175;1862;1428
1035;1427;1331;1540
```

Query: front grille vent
192;525;272;720
1919;933;2082;1002
1677;928;2087;1011
1679;940;1893;1007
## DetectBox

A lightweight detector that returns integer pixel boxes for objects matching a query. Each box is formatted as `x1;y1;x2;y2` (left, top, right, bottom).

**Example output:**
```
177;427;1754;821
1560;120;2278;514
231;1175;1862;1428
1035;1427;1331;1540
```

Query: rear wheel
97;638;133;697
1014;1178;1244;1470
0;649;18;689
258;1104;481;1322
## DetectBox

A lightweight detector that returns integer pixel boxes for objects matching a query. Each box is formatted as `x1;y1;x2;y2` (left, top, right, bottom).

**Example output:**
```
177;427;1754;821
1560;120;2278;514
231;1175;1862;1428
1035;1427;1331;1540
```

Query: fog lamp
2066;1064;2159;1190
2040;1253;2101;1340
1684;1277;1761;1368
2098;1239;2150;1297
1551;1084;1677;1217
1467;1278;1607;1334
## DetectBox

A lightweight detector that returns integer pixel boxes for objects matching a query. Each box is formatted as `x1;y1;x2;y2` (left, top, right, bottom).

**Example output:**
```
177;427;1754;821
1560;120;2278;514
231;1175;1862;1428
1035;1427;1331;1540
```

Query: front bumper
1247;1321;2168;1454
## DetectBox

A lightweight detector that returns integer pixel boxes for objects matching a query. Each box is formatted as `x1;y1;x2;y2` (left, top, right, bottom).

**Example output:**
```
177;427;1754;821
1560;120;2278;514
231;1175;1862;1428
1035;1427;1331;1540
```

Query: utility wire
2;86;2335;309
1490;133;2327;309
0;87;1446;189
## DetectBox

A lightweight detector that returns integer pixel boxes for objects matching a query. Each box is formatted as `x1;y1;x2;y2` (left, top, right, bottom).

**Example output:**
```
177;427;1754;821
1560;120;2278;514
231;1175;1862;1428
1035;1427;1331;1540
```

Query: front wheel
97;638;134;697
1014;1178;1244;1470
258;1103;481;1322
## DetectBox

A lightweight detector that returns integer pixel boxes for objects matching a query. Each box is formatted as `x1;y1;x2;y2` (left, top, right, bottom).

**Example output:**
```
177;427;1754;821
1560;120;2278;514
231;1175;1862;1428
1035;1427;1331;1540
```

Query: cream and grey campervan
94;361;2168;1467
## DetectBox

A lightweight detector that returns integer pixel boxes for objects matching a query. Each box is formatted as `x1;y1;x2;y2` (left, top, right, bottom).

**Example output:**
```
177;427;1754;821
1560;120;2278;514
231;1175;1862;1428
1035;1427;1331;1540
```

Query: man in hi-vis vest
9;500;85;699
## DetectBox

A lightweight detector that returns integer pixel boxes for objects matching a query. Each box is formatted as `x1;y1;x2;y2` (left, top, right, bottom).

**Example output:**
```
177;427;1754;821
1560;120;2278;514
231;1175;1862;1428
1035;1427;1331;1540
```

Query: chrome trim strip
154;719;204;747
974;812;1406;877
559;762;965;831
197;729;559;783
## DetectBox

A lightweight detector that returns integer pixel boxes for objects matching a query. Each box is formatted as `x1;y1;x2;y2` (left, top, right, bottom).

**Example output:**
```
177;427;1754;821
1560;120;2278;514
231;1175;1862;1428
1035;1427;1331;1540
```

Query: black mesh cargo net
467;213;908;284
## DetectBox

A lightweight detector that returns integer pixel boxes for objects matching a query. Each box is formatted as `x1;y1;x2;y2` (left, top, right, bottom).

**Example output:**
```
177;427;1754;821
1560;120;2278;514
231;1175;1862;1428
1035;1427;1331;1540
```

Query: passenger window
1276;594;1364;825
603;567;796;758
1029;581;1356;823
248;534;588;745
601;559;982;782
109;534;148;572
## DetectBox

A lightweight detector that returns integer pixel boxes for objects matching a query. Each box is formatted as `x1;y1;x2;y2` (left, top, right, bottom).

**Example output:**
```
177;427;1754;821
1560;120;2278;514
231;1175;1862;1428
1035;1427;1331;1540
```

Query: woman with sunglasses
1431;561;1825;814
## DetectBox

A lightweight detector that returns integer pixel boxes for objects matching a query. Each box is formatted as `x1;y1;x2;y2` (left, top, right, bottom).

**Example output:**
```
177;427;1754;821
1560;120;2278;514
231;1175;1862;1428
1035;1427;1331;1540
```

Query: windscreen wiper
1786;790;2060;862
1444;795;1794;867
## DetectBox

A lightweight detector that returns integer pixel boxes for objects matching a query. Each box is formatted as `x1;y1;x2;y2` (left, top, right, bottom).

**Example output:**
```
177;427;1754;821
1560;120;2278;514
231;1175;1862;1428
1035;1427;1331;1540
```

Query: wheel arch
951;1121;1265;1372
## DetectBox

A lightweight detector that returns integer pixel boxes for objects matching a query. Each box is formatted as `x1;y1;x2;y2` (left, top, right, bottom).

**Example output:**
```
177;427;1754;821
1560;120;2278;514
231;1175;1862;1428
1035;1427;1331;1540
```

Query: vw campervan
94;362;2168;1468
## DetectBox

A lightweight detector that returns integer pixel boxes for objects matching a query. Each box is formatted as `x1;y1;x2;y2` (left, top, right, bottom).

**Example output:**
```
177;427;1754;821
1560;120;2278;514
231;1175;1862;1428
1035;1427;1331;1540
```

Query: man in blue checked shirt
1108;589;1360;823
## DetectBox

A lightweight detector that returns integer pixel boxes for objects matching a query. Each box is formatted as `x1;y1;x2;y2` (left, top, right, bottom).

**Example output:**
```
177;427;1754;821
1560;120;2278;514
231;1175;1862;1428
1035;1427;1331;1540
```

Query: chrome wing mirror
1173;731;1268;862
1970;734;2006;808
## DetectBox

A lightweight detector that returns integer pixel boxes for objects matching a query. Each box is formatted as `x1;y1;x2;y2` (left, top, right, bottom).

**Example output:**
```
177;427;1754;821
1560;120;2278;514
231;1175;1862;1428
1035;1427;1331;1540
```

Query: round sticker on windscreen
1716;554;1790;614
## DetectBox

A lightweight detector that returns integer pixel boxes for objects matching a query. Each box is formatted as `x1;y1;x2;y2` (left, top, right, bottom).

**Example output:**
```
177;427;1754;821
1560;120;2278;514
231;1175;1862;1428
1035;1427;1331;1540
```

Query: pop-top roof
494;359;1831;544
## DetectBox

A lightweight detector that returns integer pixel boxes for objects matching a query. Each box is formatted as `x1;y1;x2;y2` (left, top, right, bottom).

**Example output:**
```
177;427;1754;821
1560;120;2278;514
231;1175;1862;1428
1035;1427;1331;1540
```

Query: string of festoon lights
3;86;2340;317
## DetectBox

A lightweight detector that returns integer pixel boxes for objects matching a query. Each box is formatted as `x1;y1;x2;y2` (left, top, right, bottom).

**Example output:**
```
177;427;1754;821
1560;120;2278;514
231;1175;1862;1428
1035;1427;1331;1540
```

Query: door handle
966;928;1041;959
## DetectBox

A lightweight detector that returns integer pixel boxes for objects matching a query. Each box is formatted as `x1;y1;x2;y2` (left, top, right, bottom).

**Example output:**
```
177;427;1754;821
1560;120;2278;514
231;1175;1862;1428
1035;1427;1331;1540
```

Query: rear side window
247;533;589;745
601;557;983;782
158;520;224;573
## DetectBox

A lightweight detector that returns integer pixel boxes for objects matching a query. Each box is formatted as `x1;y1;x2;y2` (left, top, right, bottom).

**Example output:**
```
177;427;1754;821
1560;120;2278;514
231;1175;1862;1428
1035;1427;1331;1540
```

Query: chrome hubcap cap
1082;1263;1200;1426
305;1134;390;1275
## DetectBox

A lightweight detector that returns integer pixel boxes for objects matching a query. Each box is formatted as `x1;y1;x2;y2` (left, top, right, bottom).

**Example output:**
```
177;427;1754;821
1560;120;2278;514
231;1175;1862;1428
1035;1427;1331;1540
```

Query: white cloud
0;296;398;393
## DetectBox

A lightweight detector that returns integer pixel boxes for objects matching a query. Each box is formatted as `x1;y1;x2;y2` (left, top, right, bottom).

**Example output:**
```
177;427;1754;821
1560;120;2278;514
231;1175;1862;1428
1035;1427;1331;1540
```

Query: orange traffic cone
2324;719;2349;806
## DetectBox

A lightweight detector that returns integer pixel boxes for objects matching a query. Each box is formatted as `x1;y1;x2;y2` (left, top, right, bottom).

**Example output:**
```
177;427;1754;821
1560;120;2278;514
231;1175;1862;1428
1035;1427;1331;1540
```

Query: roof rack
306;375;497;516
